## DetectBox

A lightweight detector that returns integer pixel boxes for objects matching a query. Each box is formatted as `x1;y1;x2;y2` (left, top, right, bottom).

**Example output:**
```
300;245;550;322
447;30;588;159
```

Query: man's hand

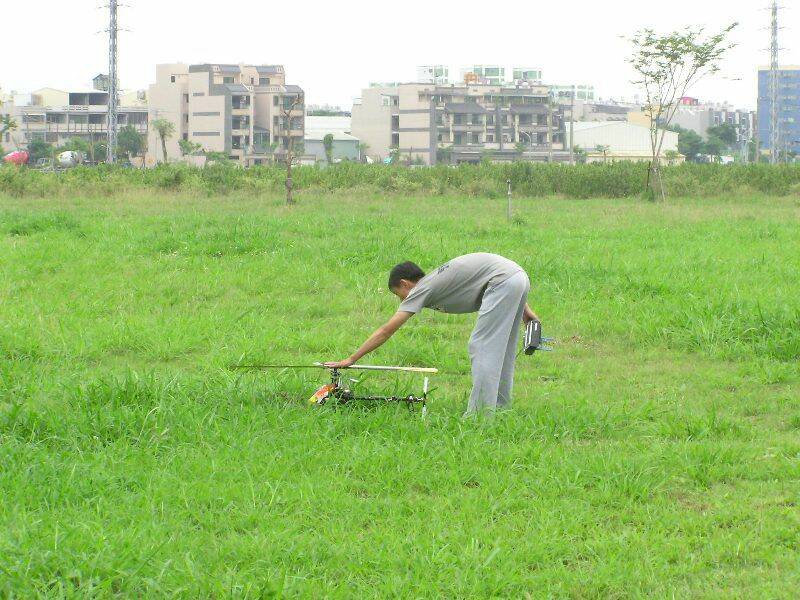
523;303;539;325
323;358;355;369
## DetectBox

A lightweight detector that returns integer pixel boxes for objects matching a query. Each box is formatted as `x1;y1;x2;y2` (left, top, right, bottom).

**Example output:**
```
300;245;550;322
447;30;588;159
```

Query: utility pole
506;179;512;221
569;90;575;165
769;0;781;164
107;0;119;164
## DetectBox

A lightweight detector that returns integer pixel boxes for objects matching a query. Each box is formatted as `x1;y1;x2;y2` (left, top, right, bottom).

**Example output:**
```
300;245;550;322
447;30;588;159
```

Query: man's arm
523;303;539;324
324;311;414;368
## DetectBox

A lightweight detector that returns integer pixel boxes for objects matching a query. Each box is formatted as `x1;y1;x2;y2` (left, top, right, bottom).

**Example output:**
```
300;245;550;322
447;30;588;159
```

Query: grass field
1;190;799;598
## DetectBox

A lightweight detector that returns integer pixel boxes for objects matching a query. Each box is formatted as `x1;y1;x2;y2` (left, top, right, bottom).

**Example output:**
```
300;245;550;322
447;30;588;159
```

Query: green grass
1;191;799;598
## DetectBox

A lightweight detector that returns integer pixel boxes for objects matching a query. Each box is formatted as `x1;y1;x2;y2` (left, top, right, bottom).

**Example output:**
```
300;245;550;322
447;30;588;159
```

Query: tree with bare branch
627;24;737;201
279;93;304;205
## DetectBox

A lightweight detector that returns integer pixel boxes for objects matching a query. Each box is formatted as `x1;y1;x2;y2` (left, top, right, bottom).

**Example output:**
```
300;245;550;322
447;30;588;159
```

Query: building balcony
518;124;551;133
452;123;485;131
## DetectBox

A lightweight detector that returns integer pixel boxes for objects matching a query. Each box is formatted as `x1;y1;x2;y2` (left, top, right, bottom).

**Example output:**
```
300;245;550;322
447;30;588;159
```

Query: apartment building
757;66;800;157
417;66;450;85
552;84;596;102
351;82;567;165
0;85;147;152
628;101;756;143
147;63;304;166
459;65;506;86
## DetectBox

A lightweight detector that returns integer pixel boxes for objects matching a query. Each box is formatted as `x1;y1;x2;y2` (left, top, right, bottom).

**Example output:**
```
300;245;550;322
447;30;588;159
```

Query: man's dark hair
388;261;425;289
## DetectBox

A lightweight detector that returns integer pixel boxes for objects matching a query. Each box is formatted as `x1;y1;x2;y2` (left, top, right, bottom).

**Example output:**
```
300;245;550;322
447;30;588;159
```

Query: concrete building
417;66;450;85
552;84;596;102
567;121;681;163
352;82;568;165
147;63;304;166
304;115;360;163
512;67;543;83
560;98;637;123
459;65;506;86
0;83;147;154
757;66;800;157
628;102;756;144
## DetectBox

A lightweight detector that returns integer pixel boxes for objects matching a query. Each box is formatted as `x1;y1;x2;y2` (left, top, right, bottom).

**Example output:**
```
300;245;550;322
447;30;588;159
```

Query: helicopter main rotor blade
312;363;438;374
229;363;438;374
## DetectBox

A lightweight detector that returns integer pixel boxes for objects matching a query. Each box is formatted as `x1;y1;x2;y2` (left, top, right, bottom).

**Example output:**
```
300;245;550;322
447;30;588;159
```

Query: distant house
304;116;360;163
567;121;682;163
93;73;110;92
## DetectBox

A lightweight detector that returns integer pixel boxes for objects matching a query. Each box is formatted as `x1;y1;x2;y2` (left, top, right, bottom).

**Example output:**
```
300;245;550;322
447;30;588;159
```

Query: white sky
1;1;796;110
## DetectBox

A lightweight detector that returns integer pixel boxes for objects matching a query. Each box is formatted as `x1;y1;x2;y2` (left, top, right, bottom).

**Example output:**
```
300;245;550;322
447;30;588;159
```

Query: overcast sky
2;1;796;110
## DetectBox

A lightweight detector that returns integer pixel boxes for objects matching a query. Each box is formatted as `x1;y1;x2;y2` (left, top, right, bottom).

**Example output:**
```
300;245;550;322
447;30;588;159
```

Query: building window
487;134;494;143
183;133;188;141
223;76;234;84
183;94;189;103
184;114;189;124
273;96;279;106
171;76;176;83
260;77;270;85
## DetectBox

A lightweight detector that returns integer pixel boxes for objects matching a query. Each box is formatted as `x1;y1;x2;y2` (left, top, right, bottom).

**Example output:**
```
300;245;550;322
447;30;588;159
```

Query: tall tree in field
151;118;176;163
1;115;19;149
117;125;145;165
628;24;737;200
280;93;304;205
322;133;334;165
178;139;203;157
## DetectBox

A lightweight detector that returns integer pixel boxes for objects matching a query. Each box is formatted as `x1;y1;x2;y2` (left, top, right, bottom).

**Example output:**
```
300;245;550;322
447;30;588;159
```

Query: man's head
388;261;425;300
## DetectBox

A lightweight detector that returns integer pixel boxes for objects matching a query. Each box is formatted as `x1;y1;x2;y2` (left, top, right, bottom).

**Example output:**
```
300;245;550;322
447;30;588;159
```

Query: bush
5;162;800;199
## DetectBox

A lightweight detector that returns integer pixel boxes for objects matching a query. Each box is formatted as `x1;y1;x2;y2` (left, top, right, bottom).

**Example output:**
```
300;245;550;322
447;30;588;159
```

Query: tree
27;139;52;163
436;145;453;164
63;137;90;162
595;144;611;163
706;123;737;147
205;151;230;165
704;135;727;161
322;133;334;165
1;115;18;149
573;145;588;164
178;138;203;157
357;142;370;163
1;115;17;137
151;118;176;163
279;92;304;205
664;149;681;165
514;142;527;156
668;125;704;162
117;125;145;164
628;23;737;200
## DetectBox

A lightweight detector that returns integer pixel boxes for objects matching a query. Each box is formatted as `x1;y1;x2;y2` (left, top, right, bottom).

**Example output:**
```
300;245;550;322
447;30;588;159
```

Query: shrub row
4;161;800;198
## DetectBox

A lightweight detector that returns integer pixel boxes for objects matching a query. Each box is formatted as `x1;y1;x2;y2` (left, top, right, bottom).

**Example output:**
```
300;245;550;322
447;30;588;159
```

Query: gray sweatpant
466;270;530;414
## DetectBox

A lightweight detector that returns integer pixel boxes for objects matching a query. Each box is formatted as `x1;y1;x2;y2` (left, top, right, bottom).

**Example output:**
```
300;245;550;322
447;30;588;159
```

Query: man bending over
325;253;539;414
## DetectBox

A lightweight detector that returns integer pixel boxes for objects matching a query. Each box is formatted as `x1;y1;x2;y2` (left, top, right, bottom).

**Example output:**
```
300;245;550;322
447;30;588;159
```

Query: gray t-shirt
398;253;524;315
